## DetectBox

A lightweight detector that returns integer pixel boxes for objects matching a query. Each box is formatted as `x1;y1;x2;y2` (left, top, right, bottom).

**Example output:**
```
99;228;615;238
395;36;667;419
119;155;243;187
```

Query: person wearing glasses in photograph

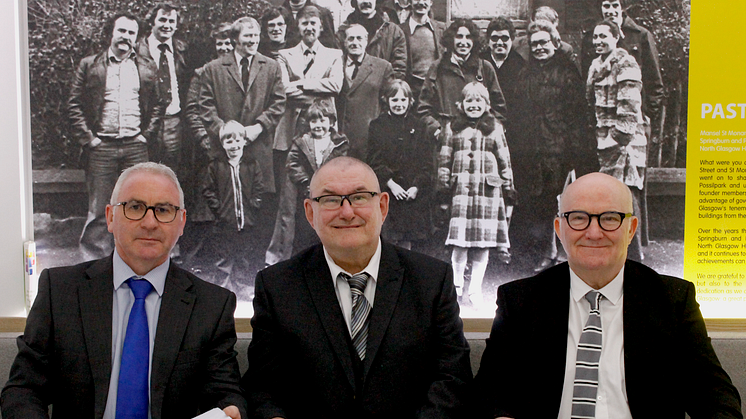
244;156;472;418
1;162;246;419
473;172;742;419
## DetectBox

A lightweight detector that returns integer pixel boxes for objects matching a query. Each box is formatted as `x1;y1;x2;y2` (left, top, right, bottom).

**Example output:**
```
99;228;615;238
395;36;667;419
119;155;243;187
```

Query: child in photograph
265;99;350;265
202;120;266;299
438;82;515;308
367;80;432;250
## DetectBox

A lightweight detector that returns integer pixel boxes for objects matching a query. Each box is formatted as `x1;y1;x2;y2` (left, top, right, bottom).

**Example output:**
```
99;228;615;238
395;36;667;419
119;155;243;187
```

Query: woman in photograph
587;19;646;260
512;19;597;272
417;18;507;141
259;7;293;60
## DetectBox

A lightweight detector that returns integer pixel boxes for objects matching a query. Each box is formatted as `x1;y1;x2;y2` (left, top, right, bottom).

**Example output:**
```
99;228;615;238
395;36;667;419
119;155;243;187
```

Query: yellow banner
686;0;746;317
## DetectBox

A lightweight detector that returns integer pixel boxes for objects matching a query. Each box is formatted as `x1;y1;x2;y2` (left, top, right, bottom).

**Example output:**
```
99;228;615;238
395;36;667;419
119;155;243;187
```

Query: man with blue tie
1;162;245;419
474;172;742;419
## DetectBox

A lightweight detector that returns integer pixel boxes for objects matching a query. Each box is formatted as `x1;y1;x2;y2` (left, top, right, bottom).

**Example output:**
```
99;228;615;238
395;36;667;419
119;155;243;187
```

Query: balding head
555;172;638;289
305;157;388;273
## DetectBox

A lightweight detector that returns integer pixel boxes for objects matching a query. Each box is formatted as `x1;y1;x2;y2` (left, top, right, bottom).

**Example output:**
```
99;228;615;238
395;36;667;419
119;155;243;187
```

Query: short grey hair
110;162;184;207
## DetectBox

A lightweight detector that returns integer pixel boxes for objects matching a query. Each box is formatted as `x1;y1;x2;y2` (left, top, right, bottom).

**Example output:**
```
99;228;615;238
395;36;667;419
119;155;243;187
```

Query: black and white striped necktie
571;290;603;418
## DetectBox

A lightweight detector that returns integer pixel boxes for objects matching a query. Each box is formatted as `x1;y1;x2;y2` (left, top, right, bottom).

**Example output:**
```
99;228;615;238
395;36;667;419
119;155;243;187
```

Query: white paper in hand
191;407;231;419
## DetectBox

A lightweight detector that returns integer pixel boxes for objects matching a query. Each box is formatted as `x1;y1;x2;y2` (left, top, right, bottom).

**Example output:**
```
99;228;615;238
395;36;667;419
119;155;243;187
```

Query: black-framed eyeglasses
311;191;378;209
490;34;511;43
530;39;551;48
560;211;633;232
115;200;181;223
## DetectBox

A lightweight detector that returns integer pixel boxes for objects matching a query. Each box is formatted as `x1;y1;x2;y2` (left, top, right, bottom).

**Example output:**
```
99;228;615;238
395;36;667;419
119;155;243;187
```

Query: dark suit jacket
68;50;162;146
473;260;742;419
136;37;193;110
244;242;472;418
0;256;247;419
336;53;395;159
198;52;286;193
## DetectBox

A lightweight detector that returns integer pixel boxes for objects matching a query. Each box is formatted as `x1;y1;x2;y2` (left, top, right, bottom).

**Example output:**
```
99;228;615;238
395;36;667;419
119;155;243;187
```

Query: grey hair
110;162;185;207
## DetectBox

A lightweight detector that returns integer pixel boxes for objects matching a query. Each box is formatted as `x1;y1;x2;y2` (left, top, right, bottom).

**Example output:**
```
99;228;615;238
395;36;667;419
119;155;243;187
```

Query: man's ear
304;198;315;228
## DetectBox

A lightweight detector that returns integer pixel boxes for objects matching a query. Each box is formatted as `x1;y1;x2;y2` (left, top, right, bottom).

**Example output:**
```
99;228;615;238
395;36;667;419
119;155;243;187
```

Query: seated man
474;172;742;419
244;156;472;418
1;162;245;419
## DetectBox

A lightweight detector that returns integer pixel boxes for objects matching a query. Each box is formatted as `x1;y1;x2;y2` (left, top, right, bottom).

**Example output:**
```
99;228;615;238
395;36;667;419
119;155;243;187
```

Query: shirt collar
235;50;253;66
112;249;169;297
149;33;173;53
302;41;320;55
569;265;624;306
324;238;382;281
107;48;136;63
346;53;365;66
408;16;432;34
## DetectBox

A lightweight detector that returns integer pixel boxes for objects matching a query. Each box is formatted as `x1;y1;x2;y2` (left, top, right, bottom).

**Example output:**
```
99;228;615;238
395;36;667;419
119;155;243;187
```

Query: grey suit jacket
336;53;395;159
198;52;286;193
0;255;246;419
244;241;472;418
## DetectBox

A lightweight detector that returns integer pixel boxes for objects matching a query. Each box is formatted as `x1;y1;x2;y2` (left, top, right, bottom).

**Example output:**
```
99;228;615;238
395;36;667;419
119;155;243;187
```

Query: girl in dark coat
367;80;432;249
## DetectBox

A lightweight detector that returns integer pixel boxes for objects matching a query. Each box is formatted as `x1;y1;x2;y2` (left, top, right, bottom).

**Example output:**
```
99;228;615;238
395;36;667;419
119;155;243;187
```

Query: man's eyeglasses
115;200;181;223
560;211;633;232
490;34;511;43
530;39;551;48
312;191;378;209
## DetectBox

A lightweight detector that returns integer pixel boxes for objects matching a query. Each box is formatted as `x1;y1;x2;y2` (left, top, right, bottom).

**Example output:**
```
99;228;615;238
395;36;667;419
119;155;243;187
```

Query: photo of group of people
29;0;690;316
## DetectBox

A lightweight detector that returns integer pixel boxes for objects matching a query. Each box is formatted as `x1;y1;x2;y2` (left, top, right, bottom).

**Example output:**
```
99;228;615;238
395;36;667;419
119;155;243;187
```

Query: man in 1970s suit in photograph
198;16;286;194
1;162;245;419
474;172;742;419
244;156;472;418
68;12;162;262
335;23;395;159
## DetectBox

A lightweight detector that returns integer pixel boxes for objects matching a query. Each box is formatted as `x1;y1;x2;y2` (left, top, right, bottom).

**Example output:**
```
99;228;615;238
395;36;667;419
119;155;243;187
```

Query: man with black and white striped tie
474;172;742;419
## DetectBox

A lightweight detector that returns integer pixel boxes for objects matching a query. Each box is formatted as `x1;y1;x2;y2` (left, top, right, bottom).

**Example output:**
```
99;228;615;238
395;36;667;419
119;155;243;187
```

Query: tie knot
341;272;368;295
241;56;249;66
304;49;315;56
128;278;153;300
158;43;170;53
585;290;601;310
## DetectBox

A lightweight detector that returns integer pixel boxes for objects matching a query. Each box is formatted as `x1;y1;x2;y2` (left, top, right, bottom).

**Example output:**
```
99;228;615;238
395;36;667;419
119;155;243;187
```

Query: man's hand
223;405;241;419
245;124;263;142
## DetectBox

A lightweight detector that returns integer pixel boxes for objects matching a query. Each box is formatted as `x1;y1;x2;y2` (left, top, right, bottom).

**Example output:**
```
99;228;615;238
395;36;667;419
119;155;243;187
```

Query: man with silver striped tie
244;156;472;418
474;172;742;418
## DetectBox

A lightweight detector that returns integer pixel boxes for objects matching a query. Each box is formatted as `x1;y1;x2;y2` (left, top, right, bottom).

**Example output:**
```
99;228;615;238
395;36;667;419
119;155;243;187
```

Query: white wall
0;0;33;317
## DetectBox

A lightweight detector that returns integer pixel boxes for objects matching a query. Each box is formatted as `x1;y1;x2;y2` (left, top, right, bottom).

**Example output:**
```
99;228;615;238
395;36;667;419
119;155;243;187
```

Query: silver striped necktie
340;272;371;360
571;290;603;419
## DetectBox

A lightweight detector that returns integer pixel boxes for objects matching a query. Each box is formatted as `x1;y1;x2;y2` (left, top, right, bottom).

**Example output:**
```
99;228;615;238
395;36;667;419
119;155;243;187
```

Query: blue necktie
116;277;153;419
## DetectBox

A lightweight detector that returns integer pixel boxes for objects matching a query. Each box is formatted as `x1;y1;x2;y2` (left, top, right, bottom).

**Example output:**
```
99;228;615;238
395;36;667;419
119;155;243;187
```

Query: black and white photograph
29;0;690;317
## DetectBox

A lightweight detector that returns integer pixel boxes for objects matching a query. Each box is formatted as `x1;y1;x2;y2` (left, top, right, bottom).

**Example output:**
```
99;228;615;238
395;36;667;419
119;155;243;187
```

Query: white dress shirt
103;250;169;419
324;239;381;335
558;266;632;419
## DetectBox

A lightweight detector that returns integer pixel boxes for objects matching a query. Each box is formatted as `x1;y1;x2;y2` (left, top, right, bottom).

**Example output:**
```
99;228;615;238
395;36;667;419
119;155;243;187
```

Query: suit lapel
246;54;263;92
621;260;649;414
362;242;404;379
150;264;196;418
303;247;357;390
544;267;572;416
80;256;115;418
222;54;244;92
347;55;373;96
